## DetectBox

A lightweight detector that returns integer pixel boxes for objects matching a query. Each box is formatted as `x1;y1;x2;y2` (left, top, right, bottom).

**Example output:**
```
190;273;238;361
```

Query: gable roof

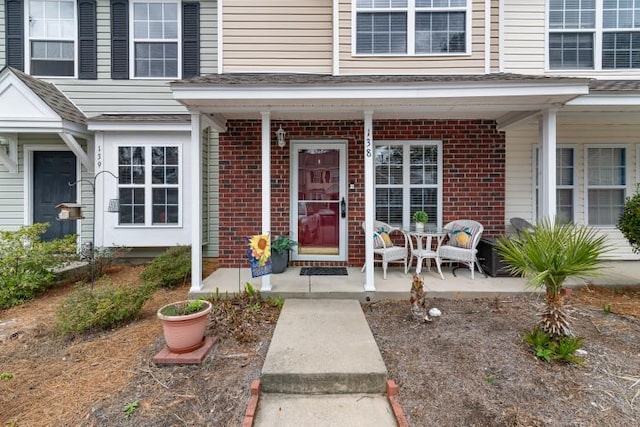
5;66;86;125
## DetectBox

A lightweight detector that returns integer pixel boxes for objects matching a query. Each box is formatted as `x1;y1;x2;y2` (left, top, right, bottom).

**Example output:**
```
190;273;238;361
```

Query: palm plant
496;219;609;338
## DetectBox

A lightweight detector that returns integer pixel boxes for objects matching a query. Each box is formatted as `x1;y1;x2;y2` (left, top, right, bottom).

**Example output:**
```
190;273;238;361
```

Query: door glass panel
297;148;340;255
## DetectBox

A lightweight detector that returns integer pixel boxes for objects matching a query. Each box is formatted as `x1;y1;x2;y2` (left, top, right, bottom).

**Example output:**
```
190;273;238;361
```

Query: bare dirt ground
1;264;639;427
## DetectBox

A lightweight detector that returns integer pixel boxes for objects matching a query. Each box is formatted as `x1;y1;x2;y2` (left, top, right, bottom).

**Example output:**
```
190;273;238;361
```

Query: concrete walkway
253;299;398;426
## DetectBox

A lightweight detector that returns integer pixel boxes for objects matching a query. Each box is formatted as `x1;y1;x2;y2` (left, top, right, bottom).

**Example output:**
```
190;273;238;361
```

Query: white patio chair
361;220;409;279
439;219;485;280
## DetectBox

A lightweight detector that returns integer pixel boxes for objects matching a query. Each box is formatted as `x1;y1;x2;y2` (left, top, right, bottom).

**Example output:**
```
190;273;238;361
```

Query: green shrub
0;224;77;308
523;328;586;365
618;191;640;254
140;245;191;289
55;281;156;337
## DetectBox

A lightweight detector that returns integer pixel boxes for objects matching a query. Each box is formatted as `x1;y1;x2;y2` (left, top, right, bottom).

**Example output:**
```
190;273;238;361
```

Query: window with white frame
375;142;440;227
132;0;179;78
535;146;576;224
118;145;180;225
355;0;468;55
27;0;76;76
587;146;626;225
548;0;640;70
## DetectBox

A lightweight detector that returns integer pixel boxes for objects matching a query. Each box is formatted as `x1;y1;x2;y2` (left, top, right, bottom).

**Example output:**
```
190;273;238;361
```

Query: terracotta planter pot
157;300;212;353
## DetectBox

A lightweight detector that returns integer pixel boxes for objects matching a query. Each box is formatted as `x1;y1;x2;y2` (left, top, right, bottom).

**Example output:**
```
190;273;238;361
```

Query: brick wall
219;119;505;267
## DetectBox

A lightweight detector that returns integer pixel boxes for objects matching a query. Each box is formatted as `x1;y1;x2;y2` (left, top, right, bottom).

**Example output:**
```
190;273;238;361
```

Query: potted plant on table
157;299;212;353
413;211;429;232
271;234;297;274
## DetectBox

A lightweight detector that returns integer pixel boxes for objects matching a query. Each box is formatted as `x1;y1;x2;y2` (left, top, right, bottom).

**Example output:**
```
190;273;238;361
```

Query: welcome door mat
300;267;348;276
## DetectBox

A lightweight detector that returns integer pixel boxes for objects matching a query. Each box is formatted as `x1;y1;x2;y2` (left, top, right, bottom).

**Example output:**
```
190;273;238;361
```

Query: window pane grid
602;32;640;68
375;143;440;227
117;145;180;226
549;0;640;69
549;32;594;68
587;147;626;225
132;0;179;77
28;0;75;76
415;12;465;53
356;0;467;55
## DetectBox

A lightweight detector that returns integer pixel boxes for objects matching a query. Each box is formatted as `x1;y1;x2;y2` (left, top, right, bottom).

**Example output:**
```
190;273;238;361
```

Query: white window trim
546;0;640;72
533;144;577;223
583;144;631;227
351;0;472;57
24;0;78;78
129;0;182;80
374;140;443;229
115;144;183;228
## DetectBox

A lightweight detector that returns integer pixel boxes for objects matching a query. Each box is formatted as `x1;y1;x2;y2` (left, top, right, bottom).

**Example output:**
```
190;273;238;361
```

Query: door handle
340;197;346;218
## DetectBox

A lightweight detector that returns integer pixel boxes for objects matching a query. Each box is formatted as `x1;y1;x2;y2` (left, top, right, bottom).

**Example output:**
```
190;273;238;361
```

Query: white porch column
261;112;272;291
363;111;375;291
539;108;558;222
190;112;203;292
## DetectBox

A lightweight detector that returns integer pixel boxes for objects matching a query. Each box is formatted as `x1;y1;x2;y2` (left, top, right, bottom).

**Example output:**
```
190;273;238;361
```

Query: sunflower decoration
248;234;271;267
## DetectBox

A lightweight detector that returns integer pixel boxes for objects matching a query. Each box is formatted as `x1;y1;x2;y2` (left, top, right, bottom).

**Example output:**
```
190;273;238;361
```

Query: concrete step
260;299;388;394
253;393;397;427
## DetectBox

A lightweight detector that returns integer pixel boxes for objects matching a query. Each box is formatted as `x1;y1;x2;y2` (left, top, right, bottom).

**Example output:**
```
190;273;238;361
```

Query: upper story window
548;0;640;70
131;0;180;78
28;0;76;77
355;0;469;56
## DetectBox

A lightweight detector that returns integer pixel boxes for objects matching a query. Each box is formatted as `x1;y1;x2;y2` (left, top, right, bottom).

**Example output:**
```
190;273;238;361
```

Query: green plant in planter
412;211;428;224
160;299;207;316
271;234;297;274
271;234;298;254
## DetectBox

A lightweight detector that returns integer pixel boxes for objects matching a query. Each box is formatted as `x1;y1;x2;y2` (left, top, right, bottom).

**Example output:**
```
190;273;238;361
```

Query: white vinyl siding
502;0;546;74
340;0;492;74
0;136;28;230
202;129;219;258
505;115;640;260
223;0;333;73
0;0;218;115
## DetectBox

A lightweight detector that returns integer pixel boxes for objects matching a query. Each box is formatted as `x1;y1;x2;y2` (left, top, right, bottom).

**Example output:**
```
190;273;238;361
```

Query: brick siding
219;119;505;267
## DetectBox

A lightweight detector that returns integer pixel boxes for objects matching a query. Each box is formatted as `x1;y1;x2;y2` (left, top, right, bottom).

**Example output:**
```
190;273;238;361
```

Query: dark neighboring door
33;151;77;241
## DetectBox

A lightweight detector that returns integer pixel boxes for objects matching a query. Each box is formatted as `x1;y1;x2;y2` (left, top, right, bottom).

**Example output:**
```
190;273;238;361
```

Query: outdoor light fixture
276;125;286;148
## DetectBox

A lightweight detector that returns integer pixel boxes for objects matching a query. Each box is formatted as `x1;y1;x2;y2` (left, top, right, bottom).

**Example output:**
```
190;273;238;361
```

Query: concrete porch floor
190;261;640;301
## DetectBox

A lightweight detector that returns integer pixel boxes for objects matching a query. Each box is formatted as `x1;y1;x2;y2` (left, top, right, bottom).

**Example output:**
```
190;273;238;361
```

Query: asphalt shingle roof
8;66;86;125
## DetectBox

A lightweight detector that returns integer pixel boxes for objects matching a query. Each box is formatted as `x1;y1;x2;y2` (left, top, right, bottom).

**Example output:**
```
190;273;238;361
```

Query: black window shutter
111;0;129;79
5;0;24;70
78;0;97;79
182;2;200;79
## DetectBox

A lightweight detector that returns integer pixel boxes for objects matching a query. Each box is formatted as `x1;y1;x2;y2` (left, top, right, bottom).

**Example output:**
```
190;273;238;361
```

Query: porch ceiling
172;73;590;121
